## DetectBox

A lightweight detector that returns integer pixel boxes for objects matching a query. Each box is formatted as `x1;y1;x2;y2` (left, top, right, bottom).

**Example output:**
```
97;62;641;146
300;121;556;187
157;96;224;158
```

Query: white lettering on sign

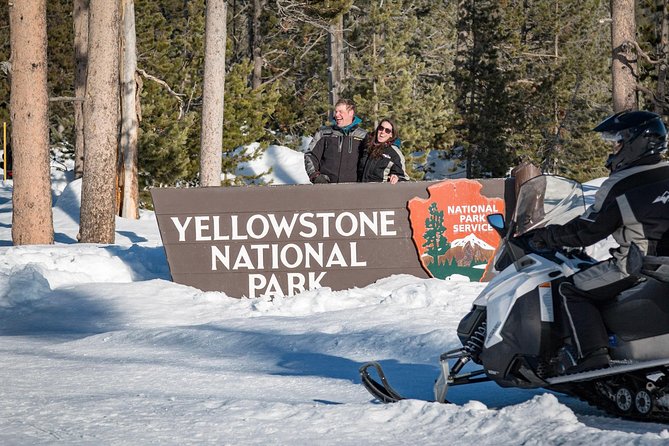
172;210;398;241
447;204;499;234
248;271;327;298
446;204;499;214
174;210;395;297
453;223;493;233
211;242;367;271
171;216;192;242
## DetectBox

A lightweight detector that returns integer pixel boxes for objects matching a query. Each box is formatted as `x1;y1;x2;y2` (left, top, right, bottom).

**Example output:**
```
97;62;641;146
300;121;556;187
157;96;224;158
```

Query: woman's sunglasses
378;126;393;135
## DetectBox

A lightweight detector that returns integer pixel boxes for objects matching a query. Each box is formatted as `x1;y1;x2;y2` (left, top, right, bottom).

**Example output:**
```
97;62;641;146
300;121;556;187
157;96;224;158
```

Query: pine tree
80;0;120;243
423;202;450;262
200;0;227;187
346;0;452;179
222;60;280;185
135;0;205;194
453;0;515;178
501;0;611;181
9;0;54;245
269;1;332;145
46;0;76;154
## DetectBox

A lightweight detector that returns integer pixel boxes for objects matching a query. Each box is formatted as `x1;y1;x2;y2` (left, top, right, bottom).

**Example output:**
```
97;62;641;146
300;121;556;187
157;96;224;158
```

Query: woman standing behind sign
357;118;409;184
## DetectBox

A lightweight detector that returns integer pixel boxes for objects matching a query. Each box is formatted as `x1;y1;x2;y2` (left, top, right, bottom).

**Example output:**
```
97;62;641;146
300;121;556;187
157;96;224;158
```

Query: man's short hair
335;98;356;113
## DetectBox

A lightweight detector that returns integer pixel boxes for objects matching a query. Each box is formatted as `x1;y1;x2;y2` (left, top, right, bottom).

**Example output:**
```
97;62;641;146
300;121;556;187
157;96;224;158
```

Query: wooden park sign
151;179;514;298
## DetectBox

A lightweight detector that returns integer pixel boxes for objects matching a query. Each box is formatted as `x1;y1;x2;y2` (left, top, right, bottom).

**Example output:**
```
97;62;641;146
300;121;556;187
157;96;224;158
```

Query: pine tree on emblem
422;202;450;264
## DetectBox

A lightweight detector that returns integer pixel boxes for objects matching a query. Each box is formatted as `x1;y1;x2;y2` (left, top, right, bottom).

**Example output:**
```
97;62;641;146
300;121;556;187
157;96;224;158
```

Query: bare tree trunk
656;0;668;114
251;0;264;89
80;0;120;243
120;0;139;219
327;13;344;120
9;0;54;245
73;0;89;179
200;0;227;187
371;31;379;126
611;0;638;112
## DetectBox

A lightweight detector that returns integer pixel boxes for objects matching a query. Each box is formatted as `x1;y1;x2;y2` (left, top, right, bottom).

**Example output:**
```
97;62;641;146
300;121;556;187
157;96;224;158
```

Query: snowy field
1;146;668;444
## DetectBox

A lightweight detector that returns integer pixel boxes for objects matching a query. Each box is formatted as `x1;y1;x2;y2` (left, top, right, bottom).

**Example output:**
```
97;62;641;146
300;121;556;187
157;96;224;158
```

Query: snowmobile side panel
611;332;669;361
546;357;669;384
481;255;564;349
480;289;552;387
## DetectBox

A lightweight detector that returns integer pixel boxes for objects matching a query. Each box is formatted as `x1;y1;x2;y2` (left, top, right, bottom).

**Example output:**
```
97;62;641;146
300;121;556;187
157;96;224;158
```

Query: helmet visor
599;130;624;143
600;130;624;154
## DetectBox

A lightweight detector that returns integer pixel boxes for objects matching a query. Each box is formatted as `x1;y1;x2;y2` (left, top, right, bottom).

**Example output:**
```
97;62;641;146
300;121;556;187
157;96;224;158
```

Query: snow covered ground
1;146;668;444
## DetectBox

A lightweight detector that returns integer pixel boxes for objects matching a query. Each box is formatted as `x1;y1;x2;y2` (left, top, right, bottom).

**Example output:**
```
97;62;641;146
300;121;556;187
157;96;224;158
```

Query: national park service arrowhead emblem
408;179;505;281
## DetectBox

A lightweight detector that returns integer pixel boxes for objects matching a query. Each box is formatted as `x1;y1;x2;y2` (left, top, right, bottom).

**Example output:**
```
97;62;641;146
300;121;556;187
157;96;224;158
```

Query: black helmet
593;110;667;172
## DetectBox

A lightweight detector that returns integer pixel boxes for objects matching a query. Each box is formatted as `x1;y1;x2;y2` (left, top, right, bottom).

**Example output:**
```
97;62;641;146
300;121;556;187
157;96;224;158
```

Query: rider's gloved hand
518;229;552;252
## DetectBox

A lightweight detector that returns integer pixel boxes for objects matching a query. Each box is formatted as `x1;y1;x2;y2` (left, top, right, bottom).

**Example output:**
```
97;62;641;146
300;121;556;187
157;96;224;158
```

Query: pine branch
137;68;186;120
49;96;84;102
261;68;291;87
627;40;661;65
275;0;330;32
636;83;668;111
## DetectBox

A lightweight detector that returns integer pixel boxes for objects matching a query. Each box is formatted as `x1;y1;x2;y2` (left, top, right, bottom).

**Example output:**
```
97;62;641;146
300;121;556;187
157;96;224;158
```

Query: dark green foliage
345;0;455;179
453;1;516;178
303;0;354;20
423;202;450;261
500;0;612;182
5;0;668;194
222;60;280;185
265;8;331;145
135;0;205;188
46;0;75;152
0;0;76;156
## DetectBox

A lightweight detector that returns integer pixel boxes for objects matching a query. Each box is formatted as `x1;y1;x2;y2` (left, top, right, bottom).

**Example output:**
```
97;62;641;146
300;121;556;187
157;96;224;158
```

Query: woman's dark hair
366;118;398;158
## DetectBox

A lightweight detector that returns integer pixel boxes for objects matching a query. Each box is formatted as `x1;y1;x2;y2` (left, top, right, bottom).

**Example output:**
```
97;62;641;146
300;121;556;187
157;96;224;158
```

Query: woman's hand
389;174;399;184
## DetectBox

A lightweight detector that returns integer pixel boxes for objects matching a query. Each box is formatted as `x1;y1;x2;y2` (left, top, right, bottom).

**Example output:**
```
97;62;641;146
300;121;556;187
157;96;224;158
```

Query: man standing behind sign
304;98;367;184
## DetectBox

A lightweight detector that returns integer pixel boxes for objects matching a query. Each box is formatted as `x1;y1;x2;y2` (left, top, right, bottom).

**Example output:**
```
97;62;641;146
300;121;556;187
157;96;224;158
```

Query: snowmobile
360;174;669;422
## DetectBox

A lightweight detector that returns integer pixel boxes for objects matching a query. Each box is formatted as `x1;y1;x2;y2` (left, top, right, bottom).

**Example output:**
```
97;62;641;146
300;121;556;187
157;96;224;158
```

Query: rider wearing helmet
523;110;669;373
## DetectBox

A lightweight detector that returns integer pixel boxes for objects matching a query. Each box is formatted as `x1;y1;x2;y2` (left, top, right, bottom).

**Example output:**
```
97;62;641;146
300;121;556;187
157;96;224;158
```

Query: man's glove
312;173;330;184
518;228;552;252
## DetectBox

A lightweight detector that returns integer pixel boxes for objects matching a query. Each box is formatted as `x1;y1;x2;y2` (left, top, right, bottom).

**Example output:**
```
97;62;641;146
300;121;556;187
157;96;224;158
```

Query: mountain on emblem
408;179;504;281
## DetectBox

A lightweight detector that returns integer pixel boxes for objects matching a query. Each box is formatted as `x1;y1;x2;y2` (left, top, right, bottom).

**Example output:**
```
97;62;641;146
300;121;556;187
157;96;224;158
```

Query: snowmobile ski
360;359;490;404
359;361;407;403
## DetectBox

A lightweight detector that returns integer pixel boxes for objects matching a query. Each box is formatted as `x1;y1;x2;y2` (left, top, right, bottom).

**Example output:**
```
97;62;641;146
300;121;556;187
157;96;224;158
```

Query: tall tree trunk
656;0;668;114
251;0;264;89
80;0;120;243
9;0;54;245
120;0;139;220
327;12;344;120
73;0;89;180
371;31;379;126
611;0;638;112
200;0;227;187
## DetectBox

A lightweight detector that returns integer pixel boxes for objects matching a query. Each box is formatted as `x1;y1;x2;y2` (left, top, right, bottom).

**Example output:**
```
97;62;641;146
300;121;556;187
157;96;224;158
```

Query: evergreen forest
1;0;668;201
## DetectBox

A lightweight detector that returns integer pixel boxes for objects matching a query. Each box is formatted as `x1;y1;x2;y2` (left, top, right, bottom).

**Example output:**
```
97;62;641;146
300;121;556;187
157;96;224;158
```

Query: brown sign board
151;179;515;298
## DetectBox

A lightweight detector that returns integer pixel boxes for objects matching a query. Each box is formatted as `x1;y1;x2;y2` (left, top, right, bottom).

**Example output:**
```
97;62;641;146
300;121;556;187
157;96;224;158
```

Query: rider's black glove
518;228;552;252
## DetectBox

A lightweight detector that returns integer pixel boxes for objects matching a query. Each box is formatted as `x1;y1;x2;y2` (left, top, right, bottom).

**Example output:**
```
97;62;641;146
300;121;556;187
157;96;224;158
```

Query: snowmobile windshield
513;175;586;236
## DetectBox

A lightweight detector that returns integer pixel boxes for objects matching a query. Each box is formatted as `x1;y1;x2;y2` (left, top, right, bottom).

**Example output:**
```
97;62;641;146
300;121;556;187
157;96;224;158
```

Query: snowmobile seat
601;278;669;341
